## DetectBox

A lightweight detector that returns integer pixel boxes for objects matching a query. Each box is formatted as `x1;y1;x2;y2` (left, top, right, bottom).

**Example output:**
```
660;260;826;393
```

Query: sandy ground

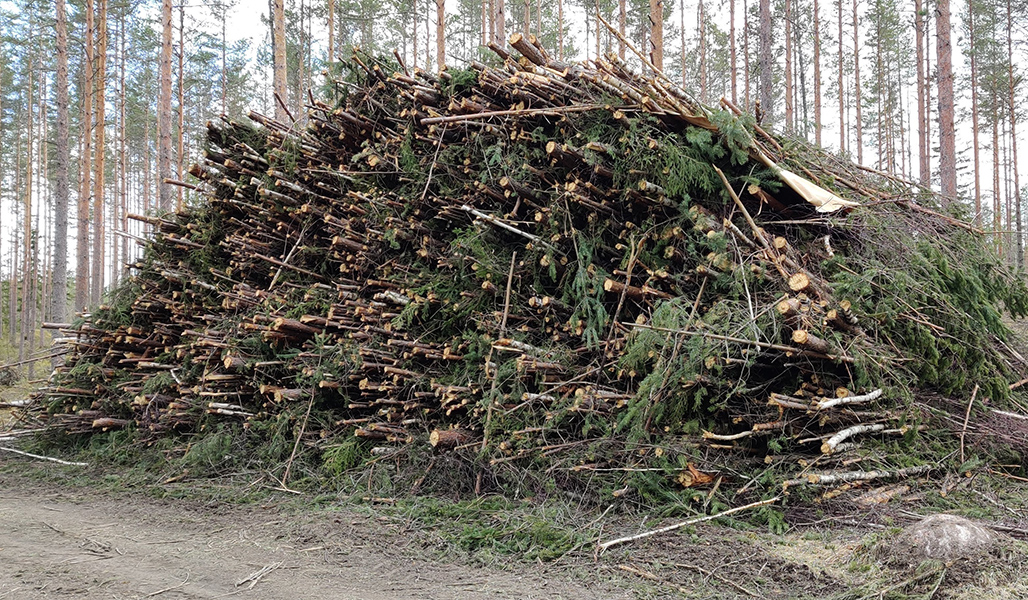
0;476;632;600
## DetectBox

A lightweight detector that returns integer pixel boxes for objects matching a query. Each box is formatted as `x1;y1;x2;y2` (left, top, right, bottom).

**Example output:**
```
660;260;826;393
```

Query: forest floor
3;400;1028;599
2;457;1028;599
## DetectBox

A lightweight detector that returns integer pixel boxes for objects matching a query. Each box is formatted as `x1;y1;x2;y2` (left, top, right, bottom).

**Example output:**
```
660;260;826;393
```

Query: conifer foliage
30;41;1028;496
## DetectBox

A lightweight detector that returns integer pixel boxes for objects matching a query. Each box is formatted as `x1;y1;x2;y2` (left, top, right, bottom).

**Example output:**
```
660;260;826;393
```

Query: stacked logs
30;36;1027;485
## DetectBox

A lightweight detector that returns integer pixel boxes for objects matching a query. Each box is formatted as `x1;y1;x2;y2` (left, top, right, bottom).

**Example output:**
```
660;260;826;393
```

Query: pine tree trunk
327;0;335;63
1007;0;1021;267
53;0;70;326
743;0;750;108
969;1;980;224
935;0;956;200
492;0;504;45
837;0;845;152
915;0;928;185
77;0;95;311
812;0;821;145
784;0;792;132
651;0;664;70
119;12;128;283
759;0;772;122
681;0;687;87
91;0;108;305
158;0;174;211
730;0;737;103
436;0;445;70
273;0;288;121
698;0;705;99
22;59;33;366
557;0;563;59
852;0;862;164
619;0;626;59
994;110;1001;254
177;4;185;211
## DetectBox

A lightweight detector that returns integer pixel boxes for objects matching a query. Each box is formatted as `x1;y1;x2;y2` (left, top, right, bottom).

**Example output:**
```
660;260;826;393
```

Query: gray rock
891;514;998;562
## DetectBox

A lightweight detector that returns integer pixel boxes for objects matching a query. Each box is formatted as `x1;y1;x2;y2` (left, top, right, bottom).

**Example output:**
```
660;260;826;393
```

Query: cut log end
429;428;474;450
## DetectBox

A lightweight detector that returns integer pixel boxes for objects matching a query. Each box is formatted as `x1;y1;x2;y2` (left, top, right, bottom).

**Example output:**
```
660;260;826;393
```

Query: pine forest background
0;0;1025;376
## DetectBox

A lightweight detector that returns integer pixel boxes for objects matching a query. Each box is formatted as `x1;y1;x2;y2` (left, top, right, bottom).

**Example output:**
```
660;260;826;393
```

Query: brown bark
77;0;95;311
852;0;862;164
915;0;928;185
557;0;563;59
784;0;792;132
53;0;70;325
935;0;956;200
969;1;980;224
327;0;335;63
119;13;128;283
698;0;705;99
837;0;845;152
680;0;687;87
743;0;749;108
619;0;626;59
177;4;185;212
429;428;474;450
273;0;288;122
92;0;108;305
812;0;821;145
21;56;34;365
436;0;445;71
650;0;663;70
759;0;772;122
492;0;505;46
158;0;174;211
1007;0;1022;267
730;0;737;103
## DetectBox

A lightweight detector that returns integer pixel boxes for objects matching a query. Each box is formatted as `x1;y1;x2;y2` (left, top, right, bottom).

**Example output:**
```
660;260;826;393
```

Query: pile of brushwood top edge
27;35;1028;503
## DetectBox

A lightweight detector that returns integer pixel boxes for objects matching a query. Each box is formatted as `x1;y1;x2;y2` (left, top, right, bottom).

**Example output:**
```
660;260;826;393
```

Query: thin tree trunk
759;0;772;122
436;0;445;70
994;110;1001;253
327;0;335;62
158;0;174;211
22;59;34;366
812;0;821;145
119;11;128;283
557;0;563;59
852;0;862;164
681;0;687;87
837;0;845;153
784;0;792;132
91;0;108;305
492;0;505;45
53;0;70;326
915;0;928;185
619;0;626;59
222;5;228;112
77;0;95;311
1007;0;1021;267
730;0;737;103
272;0;288;121
935;0;956;200
177;4;185;211
743;0;750;108
698;0;705;99
969;0;980;224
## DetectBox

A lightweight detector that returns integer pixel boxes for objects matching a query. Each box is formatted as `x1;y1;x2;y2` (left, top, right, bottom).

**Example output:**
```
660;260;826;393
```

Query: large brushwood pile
30;38;1028;496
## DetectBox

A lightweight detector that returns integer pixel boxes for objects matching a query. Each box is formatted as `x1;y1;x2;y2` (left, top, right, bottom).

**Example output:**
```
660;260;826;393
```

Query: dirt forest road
0;475;630;600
